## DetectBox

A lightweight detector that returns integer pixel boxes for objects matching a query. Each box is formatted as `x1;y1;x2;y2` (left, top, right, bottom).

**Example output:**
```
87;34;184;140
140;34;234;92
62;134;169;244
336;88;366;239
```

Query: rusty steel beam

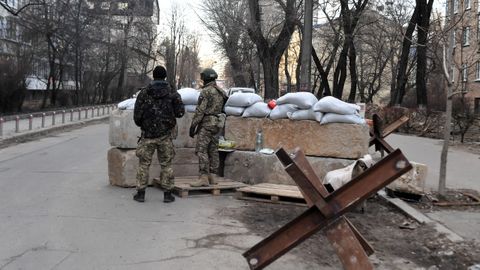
326;217;374;270
382;115;409;138
281;148;375;257
243;149;412;270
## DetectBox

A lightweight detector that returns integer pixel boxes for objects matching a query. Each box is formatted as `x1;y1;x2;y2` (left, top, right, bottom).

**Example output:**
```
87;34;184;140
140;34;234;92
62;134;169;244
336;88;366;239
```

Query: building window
451;65;456;82
466;0;471;10
118;2;128;10
100;2;110;10
476;61;480;80
475;98;480;114
453;30;457;47
463;26;470;46
462;64;468;82
0;16;5;39
478;15;480;38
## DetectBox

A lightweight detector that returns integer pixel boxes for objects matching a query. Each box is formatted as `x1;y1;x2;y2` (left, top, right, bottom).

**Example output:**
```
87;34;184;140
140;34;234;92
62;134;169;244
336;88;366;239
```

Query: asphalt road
0;123;478;269
386;134;480;192
0;123;320;270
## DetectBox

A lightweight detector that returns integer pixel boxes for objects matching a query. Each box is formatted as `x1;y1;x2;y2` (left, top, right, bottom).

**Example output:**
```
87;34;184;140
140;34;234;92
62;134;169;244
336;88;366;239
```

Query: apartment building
448;0;480;114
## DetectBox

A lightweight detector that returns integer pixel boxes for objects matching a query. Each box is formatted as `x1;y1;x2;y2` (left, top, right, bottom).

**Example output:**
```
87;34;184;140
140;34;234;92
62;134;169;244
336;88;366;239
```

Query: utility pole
299;0;313;91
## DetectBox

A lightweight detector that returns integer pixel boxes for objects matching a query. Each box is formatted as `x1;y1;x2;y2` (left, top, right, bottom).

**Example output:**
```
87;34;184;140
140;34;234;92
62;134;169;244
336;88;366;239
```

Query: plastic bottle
255;129;263;152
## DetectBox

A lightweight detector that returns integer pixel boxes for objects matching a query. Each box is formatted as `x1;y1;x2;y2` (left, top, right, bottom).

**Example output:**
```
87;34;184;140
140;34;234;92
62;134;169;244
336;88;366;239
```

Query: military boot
190;174;209;187
208;174;219;185
163;191;175;203
133;190;145;203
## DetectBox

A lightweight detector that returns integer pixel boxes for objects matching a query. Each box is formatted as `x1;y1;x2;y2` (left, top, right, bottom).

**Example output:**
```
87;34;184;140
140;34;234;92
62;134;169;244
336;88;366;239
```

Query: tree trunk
333;43;349;98
262;56;280;100
347;41;357;102
393;4;420;106
311;47;331;97
415;0;434;108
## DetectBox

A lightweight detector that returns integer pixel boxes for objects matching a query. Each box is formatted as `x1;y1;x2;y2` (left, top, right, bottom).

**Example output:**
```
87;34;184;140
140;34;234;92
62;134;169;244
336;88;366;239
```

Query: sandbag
178;88;200;105
242;102;271;118
320;112;366;125
269;104;298;120
118;98;136;110
276;92;318;109
313;96;360;115
287;109;323;122
323;155;374;190
225;106;245;116
185;105;196;113
225;93;263;107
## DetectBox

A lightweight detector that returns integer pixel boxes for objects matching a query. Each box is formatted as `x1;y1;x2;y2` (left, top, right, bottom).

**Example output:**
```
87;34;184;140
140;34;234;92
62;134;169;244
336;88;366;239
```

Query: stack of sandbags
241;102;271;118
178;88;200;113
117;98;136;110
270;92;321;121
313;96;365;125
225;93;263;116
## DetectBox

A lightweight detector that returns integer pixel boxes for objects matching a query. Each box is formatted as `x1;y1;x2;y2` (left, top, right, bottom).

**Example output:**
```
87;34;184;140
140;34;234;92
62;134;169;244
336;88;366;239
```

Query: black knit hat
153;66;167;79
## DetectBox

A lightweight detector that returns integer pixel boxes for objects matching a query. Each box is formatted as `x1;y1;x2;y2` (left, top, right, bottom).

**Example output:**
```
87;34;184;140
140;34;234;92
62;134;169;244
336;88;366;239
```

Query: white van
227;87;255;96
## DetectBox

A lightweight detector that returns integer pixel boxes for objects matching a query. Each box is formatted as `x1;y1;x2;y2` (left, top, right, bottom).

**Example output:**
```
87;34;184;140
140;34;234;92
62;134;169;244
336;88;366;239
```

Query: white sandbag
269;104;298;120
323;155;374;190
225;92;263;107
276;92;318;109
178;88;200;105
286;109;323;122
313;96;360;115
185;105;196;113
225;106;245;116
242;102;271;118
118;98;136;110
320;112;366;125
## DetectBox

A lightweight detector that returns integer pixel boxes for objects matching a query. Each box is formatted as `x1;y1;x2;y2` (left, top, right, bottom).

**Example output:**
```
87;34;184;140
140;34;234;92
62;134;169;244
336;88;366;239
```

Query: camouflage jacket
134;80;185;138
191;81;228;129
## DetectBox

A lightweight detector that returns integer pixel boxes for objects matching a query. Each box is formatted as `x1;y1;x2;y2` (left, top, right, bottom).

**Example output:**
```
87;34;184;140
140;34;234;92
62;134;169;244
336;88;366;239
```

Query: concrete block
109;109;140;149
224;117;369;159
387;162;427;195
108;109;196;149
108;147;199;187
173;112;197;148
224;150;354;185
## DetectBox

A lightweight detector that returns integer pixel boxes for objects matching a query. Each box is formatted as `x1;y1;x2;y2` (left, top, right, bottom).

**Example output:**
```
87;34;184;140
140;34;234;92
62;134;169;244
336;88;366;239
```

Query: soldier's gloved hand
189;126;197;138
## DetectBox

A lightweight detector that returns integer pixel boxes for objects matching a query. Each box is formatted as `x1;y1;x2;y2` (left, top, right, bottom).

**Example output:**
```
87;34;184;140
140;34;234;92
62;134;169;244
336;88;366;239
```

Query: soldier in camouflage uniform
189;68;228;187
133;66;185;203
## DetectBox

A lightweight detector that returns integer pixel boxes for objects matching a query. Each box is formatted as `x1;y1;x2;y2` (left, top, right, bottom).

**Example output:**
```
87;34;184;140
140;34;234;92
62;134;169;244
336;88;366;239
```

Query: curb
377;190;464;242
0;116;109;148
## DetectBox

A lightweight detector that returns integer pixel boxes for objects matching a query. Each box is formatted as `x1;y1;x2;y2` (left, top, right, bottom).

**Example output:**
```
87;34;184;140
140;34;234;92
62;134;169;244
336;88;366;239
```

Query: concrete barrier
108;109;196;149
224;117;369;159
224;150;354;185
107;147;198;187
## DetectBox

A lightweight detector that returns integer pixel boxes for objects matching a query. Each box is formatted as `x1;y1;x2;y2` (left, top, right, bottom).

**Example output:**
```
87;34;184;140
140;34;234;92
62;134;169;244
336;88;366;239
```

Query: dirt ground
222;196;480;270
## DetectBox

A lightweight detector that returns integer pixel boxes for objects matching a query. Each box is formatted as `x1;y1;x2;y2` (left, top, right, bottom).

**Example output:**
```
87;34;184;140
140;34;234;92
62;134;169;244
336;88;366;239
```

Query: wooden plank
236;191;307;207
236;186;304;199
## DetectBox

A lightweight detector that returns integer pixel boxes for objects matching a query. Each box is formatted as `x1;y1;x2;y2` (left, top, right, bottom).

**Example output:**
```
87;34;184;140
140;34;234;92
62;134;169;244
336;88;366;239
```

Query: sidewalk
0;106;115;145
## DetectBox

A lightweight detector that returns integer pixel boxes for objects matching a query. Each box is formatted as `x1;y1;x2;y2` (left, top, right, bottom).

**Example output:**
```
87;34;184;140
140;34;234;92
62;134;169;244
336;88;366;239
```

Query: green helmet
200;68;218;82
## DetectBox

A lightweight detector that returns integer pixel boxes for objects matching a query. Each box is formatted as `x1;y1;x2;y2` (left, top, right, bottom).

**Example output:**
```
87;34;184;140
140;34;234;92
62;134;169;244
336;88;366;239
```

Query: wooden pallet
173;176;247;198
236;183;307;206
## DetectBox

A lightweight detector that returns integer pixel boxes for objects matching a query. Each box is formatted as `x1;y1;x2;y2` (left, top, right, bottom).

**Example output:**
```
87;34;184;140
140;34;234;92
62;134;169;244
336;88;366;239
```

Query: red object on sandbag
267;100;277;109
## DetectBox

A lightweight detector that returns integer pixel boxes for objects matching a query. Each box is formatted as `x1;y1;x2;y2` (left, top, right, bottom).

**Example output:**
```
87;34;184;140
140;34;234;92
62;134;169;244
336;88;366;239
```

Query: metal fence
0;105;116;139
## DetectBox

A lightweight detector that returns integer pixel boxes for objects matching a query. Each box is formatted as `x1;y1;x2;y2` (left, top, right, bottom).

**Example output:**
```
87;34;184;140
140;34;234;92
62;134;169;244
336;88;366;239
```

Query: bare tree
200;0;255;87
247;0;300;99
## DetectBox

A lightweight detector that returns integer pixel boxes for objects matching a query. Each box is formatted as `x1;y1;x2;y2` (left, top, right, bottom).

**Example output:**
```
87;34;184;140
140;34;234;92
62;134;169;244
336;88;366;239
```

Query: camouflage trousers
195;126;220;175
136;134;175;191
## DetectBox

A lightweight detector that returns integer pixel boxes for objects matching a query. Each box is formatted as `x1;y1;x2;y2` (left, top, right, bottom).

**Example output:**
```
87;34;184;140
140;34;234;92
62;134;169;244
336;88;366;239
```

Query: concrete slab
225;117;369;159
224;150;353;185
109;110;196;149
108;147;198;187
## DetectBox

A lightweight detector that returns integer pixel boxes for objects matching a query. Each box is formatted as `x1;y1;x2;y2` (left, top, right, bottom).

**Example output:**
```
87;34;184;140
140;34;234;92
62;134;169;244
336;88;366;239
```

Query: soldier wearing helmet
189;68;228;187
